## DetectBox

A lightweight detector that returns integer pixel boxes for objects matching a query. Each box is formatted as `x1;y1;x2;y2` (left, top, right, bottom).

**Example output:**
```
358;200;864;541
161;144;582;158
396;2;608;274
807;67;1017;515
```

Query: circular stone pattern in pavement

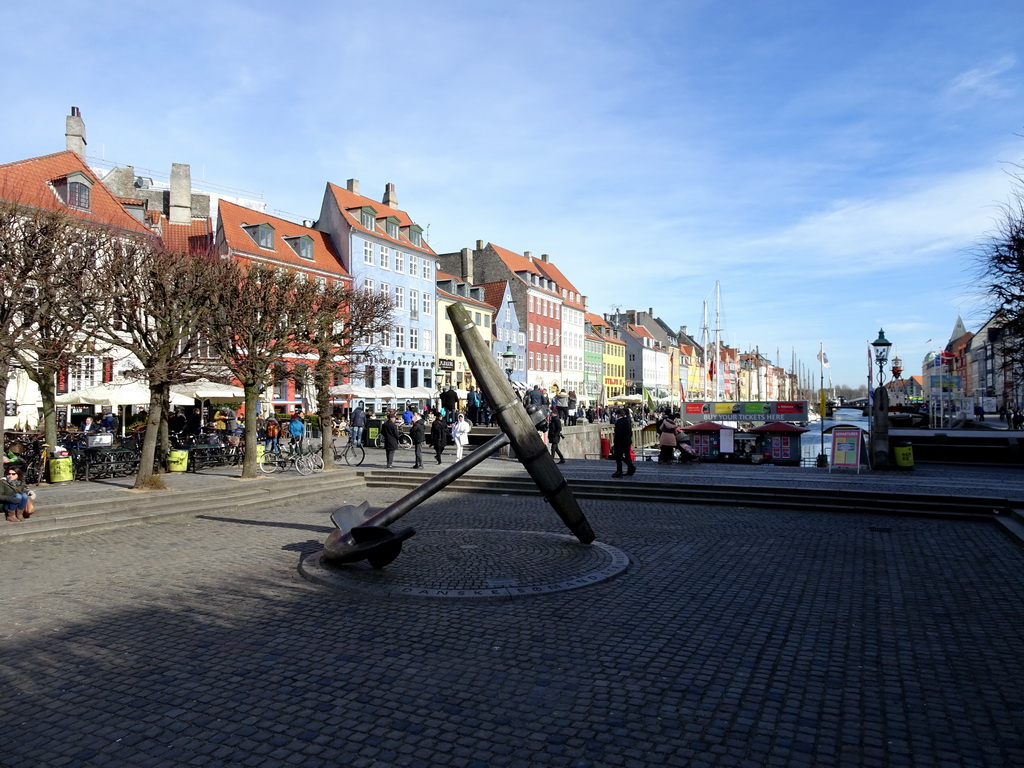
299;528;630;600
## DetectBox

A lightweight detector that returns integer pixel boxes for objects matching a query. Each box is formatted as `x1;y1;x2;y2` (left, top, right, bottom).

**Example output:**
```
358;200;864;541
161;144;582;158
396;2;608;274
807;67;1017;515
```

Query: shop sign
438;358;455;371
683;401;809;422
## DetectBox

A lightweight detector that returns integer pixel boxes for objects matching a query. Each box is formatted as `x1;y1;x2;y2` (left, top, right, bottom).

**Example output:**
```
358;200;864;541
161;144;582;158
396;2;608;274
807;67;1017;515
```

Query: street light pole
870;329;892;469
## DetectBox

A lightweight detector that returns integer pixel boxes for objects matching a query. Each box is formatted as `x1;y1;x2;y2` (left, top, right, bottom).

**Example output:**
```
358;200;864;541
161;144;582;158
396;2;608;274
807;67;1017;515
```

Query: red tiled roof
325;183;435;256
479;280;511;312
534;257;583;307
161;216;214;256
218;199;348;280
489;243;539;275
0;151;154;235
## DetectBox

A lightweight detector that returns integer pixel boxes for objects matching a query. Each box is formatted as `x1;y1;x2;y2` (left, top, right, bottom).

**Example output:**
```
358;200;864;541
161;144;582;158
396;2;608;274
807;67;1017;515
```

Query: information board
829;427;862;473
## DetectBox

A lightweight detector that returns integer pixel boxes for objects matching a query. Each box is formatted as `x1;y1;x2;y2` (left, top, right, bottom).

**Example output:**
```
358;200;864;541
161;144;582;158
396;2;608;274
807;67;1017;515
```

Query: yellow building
435;274;495;390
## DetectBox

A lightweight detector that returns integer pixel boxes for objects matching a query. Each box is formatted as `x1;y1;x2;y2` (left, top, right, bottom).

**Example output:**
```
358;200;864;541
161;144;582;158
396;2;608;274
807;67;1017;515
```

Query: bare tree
210;262;321;478
975;168;1024;379
0;198;47;426
15;214;110;448
90;239;237;489
293;283;394;469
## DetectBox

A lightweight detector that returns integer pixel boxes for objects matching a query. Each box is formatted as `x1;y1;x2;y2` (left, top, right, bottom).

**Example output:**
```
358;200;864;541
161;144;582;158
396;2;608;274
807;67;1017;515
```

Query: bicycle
258;438;322;475
374;427;413;450
332;435;366;466
258;446;315;475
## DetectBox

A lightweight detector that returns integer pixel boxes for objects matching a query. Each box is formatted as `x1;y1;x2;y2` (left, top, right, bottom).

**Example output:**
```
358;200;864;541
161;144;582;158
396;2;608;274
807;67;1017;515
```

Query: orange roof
325;182;435;256
161;216;213;256
627;324;655;340
489;243;539;275
218;199;348;280
534;257;583;306
0;151;154;235
479;280;511;312
586;312;609;329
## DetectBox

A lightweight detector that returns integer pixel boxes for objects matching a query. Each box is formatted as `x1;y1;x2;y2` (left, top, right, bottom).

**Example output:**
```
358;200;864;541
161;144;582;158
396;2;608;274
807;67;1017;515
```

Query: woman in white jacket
450;413;471;461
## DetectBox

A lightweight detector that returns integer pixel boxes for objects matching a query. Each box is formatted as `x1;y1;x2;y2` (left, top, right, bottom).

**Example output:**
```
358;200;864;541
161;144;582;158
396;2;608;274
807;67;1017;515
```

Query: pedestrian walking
410;413;425;468
548;412;566;464
429;413;447;464
611;408;636;478
451;413;471;461
381;412;401;468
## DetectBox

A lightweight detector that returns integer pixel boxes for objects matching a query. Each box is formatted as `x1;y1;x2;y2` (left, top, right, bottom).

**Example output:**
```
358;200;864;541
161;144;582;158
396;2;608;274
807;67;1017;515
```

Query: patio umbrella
171;379;245;402
56;380;192;407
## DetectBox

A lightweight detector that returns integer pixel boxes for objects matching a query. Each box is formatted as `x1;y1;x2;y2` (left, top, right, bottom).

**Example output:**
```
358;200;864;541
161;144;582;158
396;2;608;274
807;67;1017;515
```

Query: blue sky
2;0;1022;389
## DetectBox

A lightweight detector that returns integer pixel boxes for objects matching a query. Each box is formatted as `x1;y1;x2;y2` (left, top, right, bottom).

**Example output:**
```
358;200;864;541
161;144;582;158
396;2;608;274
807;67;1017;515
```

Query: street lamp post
870;328;893;469
501;344;516;383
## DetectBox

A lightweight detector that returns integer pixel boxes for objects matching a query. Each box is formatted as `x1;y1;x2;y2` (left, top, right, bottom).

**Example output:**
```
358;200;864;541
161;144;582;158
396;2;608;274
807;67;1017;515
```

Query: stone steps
0;469;365;543
363;470;1007;520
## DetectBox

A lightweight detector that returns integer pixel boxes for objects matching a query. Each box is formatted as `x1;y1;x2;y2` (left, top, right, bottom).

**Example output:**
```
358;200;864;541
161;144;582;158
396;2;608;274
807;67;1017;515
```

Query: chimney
582;295;588;309
460;247;474;282
65;106;87;159
169;163;192;225
648;307;653;316
476;239;484;251
541;253;549;262
347;178;360;194
524;250;532;261
382;182;398;209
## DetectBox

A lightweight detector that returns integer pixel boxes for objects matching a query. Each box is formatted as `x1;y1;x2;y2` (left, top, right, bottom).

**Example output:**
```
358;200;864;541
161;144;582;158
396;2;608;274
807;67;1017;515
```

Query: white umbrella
172;379;245;402
329;383;375;398
56;380;192;407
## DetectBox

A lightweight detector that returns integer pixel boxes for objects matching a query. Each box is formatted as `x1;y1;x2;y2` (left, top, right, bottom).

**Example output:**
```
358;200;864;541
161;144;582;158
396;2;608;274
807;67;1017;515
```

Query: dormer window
409;224;423;247
285;235;314;260
54;171;93;211
385;217;400;239
360;207;376;231
243;223;275;250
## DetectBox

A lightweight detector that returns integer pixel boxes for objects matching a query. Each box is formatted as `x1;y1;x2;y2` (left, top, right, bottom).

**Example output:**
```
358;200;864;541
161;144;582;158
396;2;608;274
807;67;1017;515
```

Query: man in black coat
409;413;425;468
440;386;459;424
611;408;636;478
429;414;447;464
381;412;401;468
548;413;565;464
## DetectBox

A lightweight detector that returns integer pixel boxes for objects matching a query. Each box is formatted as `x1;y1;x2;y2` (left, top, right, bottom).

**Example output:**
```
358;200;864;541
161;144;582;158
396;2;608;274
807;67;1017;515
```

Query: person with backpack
265;415;280;452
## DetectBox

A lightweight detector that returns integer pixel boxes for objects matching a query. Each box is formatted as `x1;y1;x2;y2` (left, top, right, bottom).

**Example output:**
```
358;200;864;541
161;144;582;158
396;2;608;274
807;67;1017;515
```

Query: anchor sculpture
323;302;595;568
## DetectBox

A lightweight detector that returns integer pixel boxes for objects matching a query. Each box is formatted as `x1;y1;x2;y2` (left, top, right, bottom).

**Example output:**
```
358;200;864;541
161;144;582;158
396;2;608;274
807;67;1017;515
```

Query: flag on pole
816;348;830;368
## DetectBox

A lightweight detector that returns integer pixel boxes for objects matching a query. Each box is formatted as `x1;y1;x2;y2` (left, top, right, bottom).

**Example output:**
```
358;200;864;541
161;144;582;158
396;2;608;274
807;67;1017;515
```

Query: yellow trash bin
256;445;265;463
893;442;914;470
49;457;74;483
167;449;189;472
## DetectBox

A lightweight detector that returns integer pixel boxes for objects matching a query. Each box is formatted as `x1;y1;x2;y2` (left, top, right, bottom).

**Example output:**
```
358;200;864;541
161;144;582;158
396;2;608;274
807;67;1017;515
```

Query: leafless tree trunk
211;263;322;478
294;284;393;470
89;238;237;489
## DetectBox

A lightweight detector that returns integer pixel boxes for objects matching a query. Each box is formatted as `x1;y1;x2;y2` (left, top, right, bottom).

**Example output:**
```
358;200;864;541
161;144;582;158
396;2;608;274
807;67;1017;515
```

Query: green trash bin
49;457;74;483
893;442;914;470
167;449;189;472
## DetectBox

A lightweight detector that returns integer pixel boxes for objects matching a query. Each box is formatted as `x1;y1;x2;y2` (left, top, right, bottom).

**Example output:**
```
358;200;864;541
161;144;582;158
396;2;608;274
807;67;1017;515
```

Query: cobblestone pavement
1;472;1023;767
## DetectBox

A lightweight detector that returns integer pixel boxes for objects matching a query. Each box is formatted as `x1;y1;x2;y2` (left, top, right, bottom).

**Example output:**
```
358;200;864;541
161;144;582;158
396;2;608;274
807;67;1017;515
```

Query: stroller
677;443;699;464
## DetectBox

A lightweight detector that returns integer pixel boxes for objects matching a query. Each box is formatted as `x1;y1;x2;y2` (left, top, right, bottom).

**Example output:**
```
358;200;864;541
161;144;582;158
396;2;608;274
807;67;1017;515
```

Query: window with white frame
379;282;390;296
423;329;432;351
363;240;373;264
394;286;404;309
386;219;399;238
70;356;98;391
421;259;432;280
380;245;390;270
363;278;374;292
409;254;418;276
409;289;418;317
409;328;418;350
422;291;432;316
395;251;405;273
360;210;376;230
394;326;406;348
